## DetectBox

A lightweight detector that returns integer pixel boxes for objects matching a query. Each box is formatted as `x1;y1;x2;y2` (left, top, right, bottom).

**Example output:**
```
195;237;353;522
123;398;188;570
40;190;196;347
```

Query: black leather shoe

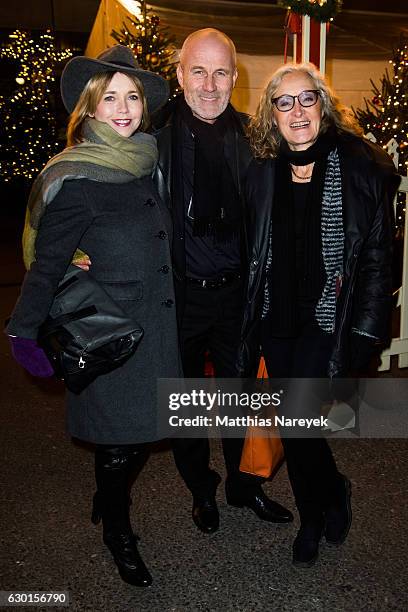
324;475;352;546
226;487;294;523
192;498;219;534
103;532;152;587
292;522;324;568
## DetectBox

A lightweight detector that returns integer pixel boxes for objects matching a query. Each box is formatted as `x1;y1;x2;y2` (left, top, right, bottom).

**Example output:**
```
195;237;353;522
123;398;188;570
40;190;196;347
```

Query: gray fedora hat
61;45;169;114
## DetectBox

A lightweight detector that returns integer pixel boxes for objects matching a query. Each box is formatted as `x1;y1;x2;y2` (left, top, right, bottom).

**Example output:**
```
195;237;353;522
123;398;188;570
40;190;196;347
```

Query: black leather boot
94;445;152;587
92;445;149;524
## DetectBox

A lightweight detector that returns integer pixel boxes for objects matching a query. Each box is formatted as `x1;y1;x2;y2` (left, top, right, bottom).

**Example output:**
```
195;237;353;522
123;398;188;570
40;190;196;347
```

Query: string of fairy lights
0;16;406;232
354;39;408;230
0;8;178;187
0;29;72;181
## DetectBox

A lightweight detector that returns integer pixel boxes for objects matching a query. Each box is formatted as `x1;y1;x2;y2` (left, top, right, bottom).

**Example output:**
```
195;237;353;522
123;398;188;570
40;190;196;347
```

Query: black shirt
293;181;325;325
181;123;241;279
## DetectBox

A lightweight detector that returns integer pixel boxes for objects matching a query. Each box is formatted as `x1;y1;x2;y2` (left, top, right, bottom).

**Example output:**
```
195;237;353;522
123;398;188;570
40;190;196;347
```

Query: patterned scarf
23;118;158;269
315;147;344;332
263;132;344;334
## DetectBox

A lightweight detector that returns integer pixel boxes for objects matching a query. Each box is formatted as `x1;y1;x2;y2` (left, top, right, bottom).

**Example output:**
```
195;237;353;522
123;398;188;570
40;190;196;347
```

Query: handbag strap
54;272;79;296
40;305;97;336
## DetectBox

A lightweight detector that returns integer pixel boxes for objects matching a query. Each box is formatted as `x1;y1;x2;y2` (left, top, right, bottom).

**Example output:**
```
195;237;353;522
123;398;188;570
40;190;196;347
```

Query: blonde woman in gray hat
6;46;182;587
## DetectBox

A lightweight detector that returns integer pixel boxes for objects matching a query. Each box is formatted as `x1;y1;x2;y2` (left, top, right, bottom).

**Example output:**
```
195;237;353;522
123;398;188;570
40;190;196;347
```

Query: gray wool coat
7;176;182;444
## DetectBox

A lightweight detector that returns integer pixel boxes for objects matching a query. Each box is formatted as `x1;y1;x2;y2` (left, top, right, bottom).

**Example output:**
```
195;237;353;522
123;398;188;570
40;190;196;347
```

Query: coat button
161;299;174;307
145;198;156;206
158;265;170;273
156;230;167;240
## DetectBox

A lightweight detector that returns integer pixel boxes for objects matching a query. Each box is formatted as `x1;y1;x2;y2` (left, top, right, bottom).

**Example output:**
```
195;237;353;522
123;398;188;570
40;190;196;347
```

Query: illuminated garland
0;30;72;182
354;36;408;231
278;0;342;22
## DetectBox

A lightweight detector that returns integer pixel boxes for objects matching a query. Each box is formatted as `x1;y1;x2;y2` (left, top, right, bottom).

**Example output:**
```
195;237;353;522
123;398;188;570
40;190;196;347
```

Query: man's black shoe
324;474;352;546
226;487;294;523
292;522;324;568
192;497;220;533
103;532;152;587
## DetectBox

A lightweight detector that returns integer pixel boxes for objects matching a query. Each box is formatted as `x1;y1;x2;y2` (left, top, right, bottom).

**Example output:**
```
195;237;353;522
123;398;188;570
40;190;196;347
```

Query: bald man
154;29;293;533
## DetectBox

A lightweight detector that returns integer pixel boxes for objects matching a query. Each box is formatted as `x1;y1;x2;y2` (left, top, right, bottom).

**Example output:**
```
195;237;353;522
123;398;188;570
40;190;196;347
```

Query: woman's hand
8;336;54;377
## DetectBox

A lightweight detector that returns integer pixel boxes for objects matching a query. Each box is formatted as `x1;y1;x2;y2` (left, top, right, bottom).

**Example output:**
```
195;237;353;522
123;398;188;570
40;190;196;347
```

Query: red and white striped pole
285;12;328;74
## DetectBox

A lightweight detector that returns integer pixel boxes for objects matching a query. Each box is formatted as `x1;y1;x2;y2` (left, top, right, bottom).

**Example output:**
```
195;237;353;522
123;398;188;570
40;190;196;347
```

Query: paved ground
1;219;407;612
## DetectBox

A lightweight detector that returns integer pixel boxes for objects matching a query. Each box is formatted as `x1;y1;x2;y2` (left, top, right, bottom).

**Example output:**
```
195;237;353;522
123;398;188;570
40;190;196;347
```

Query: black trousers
262;321;343;523
172;279;261;498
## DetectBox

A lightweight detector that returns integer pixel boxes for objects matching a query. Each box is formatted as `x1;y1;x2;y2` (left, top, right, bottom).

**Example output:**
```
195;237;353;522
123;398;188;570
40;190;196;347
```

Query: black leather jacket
238;132;399;378
152;101;253;319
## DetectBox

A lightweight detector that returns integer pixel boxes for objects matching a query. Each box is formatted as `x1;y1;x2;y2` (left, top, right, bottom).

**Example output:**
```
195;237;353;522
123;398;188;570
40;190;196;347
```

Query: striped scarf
315;148;344;332
262;147;343;334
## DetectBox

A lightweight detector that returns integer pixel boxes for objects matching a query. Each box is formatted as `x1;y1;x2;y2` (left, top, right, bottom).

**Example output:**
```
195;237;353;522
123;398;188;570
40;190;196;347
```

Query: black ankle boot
292;519;324;568
94;445;152;587
103;532;152;587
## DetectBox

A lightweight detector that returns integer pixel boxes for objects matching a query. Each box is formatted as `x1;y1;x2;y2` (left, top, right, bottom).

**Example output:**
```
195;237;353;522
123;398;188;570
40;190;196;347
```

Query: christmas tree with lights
0;30;72;183
354;35;407;231
111;0;178;97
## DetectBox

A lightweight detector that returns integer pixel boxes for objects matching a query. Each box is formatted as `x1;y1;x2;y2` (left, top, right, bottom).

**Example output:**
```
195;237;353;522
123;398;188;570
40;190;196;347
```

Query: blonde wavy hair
248;62;363;159
67;71;149;146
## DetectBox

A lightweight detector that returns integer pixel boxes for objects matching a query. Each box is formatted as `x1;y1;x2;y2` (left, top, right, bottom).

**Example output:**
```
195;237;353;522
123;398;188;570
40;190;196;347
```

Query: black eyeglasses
272;90;320;112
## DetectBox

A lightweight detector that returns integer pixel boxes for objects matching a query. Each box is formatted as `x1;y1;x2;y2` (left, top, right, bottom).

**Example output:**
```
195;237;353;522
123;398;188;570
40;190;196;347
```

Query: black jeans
172;279;261;498
262;321;343;523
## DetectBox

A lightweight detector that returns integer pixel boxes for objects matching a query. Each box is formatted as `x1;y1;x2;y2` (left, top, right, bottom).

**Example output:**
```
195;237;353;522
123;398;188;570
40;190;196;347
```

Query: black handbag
38;265;143;394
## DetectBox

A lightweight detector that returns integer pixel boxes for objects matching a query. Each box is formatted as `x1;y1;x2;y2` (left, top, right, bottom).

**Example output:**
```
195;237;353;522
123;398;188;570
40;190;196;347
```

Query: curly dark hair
248;62;362;159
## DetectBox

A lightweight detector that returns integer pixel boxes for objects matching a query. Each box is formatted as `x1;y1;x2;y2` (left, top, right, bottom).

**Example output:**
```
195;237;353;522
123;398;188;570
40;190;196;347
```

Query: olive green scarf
23;118;158;269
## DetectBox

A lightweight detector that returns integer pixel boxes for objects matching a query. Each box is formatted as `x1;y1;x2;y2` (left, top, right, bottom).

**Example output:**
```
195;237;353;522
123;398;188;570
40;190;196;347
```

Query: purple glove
9;336;54;377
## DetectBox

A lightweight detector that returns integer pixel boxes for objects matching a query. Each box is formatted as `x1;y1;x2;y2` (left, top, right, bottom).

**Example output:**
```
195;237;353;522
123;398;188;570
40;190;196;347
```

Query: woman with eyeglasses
238;63;398;567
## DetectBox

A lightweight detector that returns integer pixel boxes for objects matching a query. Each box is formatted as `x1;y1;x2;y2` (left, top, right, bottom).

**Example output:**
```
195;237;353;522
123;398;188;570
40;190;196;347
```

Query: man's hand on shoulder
72;255;91;271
